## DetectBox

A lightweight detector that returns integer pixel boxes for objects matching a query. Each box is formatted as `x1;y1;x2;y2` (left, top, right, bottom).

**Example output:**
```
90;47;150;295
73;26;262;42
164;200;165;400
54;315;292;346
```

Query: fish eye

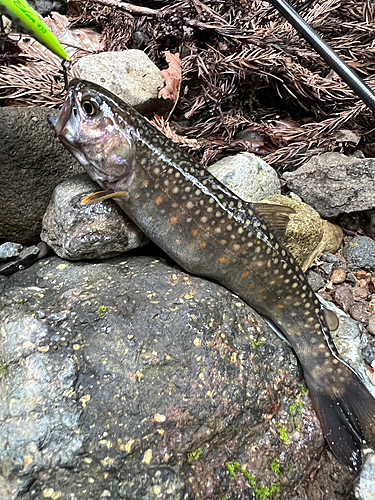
81;98;100;117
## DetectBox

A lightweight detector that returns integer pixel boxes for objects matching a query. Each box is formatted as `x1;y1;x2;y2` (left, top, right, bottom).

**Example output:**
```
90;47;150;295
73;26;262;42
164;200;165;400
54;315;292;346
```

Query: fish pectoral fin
323;308;339;331
82;190;129;205
251;203;295;238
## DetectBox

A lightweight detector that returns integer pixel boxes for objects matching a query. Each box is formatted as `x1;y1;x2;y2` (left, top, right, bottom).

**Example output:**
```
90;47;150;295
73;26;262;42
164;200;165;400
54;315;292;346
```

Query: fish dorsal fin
323;308;339;331
82;190;129;205
251;203;295;238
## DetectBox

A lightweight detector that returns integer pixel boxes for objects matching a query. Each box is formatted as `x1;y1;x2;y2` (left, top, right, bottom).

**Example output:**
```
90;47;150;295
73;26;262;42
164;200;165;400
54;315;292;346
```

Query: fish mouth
47;87;82;154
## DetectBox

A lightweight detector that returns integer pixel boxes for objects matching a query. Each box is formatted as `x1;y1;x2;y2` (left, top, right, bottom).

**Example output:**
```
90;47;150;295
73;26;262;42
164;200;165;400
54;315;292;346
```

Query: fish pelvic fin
305;367;375;471
82;190;129;205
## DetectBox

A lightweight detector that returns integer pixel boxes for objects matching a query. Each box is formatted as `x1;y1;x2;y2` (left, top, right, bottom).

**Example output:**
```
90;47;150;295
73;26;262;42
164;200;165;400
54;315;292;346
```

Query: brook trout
49;79;375;471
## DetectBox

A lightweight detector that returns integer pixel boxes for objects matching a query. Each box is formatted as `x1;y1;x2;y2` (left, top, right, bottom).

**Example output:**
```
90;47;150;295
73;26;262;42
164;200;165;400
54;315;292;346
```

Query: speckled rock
261;195;343;271
41;175;148;260
283;153;375;218
75;50;171;115
207;152;280;203
0;107;82;245
343;237;375;271
0;242;23;261
317;296;375;398
355;452;375;500
0;255;356;500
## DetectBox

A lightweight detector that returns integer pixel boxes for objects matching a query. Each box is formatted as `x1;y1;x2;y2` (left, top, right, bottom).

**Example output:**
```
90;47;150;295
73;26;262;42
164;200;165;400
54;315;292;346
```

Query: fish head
48;79;136;191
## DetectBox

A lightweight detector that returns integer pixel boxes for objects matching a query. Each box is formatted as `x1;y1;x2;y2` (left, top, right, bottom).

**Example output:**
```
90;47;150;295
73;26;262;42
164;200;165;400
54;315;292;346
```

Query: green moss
350;241;358;249
97;305;107;316
278;427;291;445
0;364;7;379
255;484;280;499
226;462;280;499
187;448;202;462
251;339;264;349
270;459;280;476
299;383;309;396
289;399;303;417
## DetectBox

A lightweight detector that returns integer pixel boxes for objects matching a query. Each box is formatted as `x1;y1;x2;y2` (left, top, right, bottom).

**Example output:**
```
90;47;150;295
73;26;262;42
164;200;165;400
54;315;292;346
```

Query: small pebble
331;269;346;284
306;270;326;292
349;302;371;325
334;285;354;313
356;271;368;280
0;242;23;261
322;252;338;264
353;285;369;302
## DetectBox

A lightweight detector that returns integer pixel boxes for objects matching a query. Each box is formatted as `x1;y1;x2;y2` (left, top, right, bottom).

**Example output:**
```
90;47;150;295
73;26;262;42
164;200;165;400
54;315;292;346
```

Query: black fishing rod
268;0;375;114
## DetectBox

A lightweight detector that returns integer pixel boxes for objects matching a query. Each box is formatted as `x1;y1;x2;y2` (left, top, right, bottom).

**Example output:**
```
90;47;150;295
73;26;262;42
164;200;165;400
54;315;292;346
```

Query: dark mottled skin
49;79;375;471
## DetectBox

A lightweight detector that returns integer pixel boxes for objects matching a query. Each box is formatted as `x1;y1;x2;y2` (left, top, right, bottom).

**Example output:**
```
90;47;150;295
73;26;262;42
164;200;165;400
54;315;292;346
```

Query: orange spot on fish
222;270;227;275
170;217;178;225
155;196;163;205
176;239;182;245
135;193;141;199
191;229;198;237
220;240;227;246
142;180;149;187
200;242;207;249
277;305;284;310
241;271;250;279
250;284;255;289
233;244;241;251
172;203;178;209
219;257;227;264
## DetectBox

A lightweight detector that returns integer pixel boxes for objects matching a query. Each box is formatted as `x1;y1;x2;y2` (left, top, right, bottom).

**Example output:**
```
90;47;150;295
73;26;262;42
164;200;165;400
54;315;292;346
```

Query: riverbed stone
74;50;171;115
0;107;82;245
41;175;148;260
283;153;375;218
342;237;375;272
207;152;281;203
261;195;343;271
0;255;357;499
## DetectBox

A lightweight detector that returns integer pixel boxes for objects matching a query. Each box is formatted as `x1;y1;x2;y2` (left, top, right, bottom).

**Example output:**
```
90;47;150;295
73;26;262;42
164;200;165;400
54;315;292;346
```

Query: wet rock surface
207;152;281;202
0;107;82;245
0;255;355;500
41;175;148;260
75;50;170;115
283;153;375;218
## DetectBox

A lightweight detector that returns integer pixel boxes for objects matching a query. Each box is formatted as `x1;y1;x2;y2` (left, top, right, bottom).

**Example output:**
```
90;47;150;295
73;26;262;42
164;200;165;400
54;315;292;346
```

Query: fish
48;79;375;471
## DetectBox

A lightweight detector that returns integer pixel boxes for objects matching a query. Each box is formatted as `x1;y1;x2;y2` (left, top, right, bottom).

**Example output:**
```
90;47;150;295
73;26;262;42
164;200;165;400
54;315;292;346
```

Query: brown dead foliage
1;0;375;170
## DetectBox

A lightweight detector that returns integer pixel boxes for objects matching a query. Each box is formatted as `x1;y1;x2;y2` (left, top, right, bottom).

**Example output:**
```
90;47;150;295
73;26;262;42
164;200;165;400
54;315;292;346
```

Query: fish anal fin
304;367;375;471
323;308;339;331
82;190;129;205
252;203;295;238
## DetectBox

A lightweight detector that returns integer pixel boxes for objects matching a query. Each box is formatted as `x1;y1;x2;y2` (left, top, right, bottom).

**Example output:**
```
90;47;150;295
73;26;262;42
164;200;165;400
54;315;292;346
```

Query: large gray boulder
0;256;356;499
0;107;82;245
283;153;375;218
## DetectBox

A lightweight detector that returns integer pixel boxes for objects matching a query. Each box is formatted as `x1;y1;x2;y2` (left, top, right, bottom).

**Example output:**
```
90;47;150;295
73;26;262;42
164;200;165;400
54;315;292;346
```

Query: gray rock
208;152;280;202
0;245;40;276
306;269;325;292
355;452;375;500
0;107;82;245
0;242;23;261
283;152;375;218
75;50;170;115
317;296;375;398
0;255;355;499
41;175;148;260
27;0;66;16
342;237;375;271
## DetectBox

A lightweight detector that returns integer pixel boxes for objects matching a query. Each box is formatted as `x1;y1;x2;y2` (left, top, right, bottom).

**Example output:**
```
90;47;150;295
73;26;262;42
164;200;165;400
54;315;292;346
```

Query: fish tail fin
305;367;375;471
